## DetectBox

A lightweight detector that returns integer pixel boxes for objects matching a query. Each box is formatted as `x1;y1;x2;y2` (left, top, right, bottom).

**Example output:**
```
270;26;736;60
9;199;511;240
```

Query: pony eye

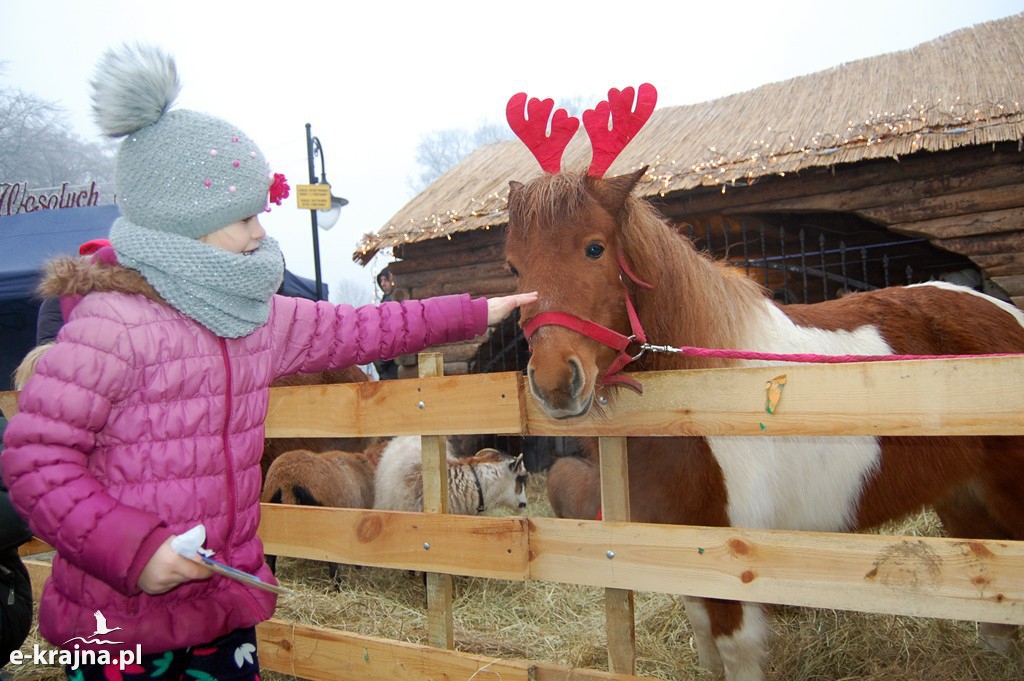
507;262;519;277
585;243;605;259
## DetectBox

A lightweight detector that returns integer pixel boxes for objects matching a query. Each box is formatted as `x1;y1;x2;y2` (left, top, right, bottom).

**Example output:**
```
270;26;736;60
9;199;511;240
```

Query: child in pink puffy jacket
1;44;534;681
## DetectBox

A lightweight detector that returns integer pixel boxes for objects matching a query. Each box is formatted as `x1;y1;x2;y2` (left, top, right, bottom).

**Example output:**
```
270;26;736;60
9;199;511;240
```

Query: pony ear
507;180;524;211
591;166;647;216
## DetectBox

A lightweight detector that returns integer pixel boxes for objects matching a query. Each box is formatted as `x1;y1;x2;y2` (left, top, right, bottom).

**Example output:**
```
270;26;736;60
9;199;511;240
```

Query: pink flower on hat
269;173;290;206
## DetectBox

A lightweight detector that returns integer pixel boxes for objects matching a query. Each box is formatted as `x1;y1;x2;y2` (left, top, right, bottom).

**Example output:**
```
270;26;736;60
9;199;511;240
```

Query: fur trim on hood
37;256;165;306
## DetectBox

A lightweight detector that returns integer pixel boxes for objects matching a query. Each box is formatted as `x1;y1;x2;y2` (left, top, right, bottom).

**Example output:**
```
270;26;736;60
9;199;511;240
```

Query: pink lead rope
644;344;1024;363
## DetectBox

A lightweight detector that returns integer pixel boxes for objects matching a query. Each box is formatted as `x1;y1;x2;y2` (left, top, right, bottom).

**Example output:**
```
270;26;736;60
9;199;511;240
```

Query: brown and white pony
503;87;1024;680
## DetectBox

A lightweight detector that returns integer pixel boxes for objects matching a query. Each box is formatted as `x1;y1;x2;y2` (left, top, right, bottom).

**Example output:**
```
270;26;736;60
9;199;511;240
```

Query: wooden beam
390;240;508;274
417;353;454;650
0;391;17;419
24;559;50;602
528;518;1024;625
257;618;658;681
264;372;522;438
394;259;511;291
408;274;517;299
599;437;636;676
889;206;1024;240
970;251;1024;277
522;357;1024;437
936;230;1024;256
658;145;1024;217
856;184;1024;226
258;505;529;581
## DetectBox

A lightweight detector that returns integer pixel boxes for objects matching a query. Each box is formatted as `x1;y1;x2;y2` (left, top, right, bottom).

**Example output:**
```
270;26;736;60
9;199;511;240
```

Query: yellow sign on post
295;184;332;210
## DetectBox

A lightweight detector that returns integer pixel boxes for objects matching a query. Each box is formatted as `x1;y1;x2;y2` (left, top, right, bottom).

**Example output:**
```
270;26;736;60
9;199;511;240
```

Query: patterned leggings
65;627;259;681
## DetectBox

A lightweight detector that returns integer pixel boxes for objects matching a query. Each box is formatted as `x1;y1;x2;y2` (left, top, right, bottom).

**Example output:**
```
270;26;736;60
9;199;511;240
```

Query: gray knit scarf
110;217;285;338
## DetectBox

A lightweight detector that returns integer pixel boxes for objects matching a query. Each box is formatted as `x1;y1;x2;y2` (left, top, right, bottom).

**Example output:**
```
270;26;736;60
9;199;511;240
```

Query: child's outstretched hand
487;291;538;326
137;535;213;595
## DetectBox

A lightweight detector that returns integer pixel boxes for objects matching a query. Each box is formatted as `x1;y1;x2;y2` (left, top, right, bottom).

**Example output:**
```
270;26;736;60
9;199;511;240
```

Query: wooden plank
18;538;53;557
661;145;1024;216
730;160;1024;217
409;275;517;299
391;259;509;290
389;240;507;274
258;505;529;581
417;353;454;650
528;518;1024;625
265;372;522;438
0;390;18;419
890;206;1024;240
857;184;1024;226
394;226;505;261
599;437;636;675
523;357;1024;437
24;559;50;601
936;230;1024;256
257;618;658;681
970;251;1024;277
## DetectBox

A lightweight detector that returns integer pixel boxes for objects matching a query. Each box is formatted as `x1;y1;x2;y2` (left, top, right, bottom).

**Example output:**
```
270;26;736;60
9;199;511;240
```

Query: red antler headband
506;83;657;176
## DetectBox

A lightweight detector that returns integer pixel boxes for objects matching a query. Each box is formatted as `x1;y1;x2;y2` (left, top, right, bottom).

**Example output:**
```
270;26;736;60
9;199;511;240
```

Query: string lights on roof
354;97;1023;261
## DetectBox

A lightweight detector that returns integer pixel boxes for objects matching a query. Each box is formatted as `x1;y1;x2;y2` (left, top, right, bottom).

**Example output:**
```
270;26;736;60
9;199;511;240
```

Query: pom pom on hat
91;43;181;138
91;43;273;239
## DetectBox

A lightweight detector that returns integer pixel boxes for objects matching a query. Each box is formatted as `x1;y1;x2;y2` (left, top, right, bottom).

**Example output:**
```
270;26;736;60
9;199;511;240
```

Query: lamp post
305;123;349;300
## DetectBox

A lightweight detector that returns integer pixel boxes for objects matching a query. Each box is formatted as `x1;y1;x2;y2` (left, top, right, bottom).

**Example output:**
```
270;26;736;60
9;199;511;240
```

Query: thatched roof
355;12;1024;264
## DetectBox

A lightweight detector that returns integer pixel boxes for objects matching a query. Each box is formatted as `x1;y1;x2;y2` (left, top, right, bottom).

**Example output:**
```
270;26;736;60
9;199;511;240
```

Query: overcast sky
3;1;1022;302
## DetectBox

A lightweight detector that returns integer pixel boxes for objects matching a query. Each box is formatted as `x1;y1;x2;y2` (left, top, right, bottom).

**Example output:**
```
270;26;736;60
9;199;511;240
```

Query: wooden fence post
418;353;454;649
599;435;636;675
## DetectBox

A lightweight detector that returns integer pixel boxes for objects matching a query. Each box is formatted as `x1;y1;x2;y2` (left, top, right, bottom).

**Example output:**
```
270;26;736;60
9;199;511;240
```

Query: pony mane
507;172;592;241
618;191;768;370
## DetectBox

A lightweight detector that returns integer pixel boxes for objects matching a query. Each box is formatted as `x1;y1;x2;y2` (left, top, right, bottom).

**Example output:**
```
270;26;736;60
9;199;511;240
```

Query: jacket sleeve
0;418;32;553
0;319;170;596
269;293;488;378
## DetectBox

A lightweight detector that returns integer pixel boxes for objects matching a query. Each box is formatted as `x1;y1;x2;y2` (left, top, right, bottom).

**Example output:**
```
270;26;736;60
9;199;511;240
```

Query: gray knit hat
90;44;287;338
92;43;272;237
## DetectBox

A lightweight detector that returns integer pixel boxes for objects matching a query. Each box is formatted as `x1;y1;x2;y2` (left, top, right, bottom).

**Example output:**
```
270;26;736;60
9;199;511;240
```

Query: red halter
521;253;653;394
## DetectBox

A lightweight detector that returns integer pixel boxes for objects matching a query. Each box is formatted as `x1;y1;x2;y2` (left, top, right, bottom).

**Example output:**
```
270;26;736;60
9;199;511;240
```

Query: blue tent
0;205;324;390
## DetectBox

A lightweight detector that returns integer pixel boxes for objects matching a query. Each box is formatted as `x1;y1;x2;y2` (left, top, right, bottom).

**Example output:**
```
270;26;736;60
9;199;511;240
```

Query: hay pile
9;472;1023;680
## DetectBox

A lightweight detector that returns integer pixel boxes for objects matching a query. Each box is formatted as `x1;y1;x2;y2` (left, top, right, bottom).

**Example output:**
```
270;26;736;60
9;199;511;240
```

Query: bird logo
91;610;122;637
62;610;124;646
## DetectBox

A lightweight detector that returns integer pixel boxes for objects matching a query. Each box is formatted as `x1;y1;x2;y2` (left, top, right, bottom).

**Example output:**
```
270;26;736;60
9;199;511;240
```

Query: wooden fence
4;352;1024;680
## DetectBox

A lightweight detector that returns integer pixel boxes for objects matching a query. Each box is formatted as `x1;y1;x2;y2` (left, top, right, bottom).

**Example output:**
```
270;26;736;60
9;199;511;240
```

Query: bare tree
411;122;513;191
0;78;115;188
410;96;592;192
331;276;374;307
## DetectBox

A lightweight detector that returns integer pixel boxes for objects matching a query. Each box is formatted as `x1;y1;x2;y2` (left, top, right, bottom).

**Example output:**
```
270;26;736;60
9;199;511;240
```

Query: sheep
260;445;381;581
373;436;529;515
546;454;601;520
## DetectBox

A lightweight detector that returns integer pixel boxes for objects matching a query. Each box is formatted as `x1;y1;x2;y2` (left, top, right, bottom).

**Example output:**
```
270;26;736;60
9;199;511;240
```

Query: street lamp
305;123;349;300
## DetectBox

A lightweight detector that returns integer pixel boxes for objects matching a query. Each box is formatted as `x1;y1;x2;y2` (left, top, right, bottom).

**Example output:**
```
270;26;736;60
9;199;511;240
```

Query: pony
546;454;601;520
503;85;1024;680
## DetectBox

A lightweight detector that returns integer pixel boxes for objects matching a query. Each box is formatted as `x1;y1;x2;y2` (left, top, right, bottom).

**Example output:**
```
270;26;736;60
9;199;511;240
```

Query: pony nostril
519;501;527;508
568;358;584;397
